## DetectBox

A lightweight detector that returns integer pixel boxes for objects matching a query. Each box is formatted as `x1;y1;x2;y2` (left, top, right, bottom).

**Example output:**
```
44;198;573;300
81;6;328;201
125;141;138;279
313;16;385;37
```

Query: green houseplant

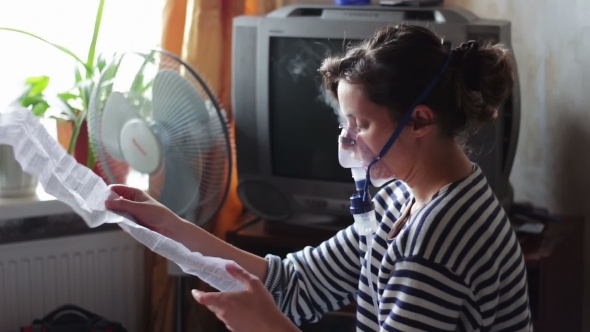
1;0;155;185
18;75;52;116
0;75;54;197
0;0;106;169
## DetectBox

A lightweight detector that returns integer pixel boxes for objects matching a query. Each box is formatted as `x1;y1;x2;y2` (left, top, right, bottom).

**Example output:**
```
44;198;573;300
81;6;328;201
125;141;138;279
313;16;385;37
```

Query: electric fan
87;49;233;331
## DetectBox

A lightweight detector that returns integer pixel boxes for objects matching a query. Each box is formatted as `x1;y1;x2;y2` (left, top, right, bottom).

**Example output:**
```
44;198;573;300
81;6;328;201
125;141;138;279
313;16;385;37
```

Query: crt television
232;4;520;224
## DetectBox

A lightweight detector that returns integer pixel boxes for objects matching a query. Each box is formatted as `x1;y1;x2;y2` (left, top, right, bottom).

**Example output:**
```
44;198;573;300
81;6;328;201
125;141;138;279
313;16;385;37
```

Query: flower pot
56;118;74;155
56;119;130;185
0;144;38;197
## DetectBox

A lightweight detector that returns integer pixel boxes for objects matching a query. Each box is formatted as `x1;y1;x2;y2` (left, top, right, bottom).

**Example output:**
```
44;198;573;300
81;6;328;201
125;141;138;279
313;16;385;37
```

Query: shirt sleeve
264;224;361;325
379;256;473;332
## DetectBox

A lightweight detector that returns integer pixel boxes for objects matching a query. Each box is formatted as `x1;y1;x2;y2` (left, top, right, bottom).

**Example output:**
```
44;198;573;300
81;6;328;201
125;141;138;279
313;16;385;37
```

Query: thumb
225;262;257;285
104;197;141;216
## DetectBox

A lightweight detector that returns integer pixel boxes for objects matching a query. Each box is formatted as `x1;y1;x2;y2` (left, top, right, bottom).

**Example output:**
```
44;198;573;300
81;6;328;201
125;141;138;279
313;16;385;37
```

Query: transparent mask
337;123;394;187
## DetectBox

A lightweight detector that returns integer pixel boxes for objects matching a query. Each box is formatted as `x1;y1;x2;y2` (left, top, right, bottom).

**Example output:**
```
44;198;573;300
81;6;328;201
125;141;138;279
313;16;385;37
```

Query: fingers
193;290;234;330
108;184;143;201
191;289;201;302
225;262;258;285
104;196;141;217
192;289;213;305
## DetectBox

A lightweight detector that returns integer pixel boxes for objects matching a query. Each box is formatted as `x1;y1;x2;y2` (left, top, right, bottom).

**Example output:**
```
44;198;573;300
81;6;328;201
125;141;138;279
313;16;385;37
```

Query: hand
105;184;184;236
192;262;301;332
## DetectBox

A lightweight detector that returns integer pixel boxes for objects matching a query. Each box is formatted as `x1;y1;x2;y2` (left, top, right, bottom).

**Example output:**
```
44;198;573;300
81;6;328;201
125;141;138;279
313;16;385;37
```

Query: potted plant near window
0;0;130;184
0;76;51;197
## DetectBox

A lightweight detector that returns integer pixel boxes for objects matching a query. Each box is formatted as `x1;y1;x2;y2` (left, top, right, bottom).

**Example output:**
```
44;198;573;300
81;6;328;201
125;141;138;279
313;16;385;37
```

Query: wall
286;0;590;329
443;2;590;329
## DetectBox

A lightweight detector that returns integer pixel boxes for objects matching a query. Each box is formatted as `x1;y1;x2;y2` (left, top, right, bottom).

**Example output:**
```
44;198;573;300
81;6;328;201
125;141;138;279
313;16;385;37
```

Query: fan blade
158;146;200;216
151;69;214;155
101;92;141;160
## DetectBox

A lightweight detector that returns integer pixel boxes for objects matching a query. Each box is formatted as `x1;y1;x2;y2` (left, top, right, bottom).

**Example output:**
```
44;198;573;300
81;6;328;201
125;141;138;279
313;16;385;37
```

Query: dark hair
319;24;515;138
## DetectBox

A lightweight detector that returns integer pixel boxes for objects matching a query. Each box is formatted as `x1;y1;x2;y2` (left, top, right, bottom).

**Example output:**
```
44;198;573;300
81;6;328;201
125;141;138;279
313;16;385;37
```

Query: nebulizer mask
337;113;415;237
337;123;388;236
337;52;454;318
338;123;395;188
336;113;413;319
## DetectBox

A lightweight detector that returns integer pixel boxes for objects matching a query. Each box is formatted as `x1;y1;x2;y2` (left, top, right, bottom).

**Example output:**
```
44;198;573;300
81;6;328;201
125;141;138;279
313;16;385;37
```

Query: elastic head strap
363;52;454;196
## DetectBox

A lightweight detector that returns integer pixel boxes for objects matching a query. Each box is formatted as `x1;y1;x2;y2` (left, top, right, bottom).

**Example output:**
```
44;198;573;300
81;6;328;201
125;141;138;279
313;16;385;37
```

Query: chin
370;162;395;181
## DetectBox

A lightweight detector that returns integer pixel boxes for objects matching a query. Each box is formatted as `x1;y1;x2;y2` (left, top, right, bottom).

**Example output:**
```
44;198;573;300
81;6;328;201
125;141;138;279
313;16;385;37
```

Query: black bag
20;304;127;332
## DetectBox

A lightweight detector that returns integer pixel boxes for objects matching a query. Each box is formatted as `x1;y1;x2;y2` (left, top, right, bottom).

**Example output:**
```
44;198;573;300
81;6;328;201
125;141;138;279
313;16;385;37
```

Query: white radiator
0;230;144;331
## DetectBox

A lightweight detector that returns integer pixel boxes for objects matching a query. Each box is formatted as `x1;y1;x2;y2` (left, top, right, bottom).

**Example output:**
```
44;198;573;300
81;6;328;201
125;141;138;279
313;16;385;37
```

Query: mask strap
363;52;454;197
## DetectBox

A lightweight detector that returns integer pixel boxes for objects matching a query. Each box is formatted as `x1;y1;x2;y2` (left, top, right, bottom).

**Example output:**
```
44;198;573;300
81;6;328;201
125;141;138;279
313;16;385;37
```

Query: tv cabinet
226;212;584;332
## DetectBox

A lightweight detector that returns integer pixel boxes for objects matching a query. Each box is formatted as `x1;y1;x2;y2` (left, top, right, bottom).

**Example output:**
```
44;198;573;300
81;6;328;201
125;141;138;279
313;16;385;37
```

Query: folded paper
0;106;244;292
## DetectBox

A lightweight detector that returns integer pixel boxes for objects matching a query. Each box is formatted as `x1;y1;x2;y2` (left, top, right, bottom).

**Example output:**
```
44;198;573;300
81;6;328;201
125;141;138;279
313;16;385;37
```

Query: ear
410;105;436;137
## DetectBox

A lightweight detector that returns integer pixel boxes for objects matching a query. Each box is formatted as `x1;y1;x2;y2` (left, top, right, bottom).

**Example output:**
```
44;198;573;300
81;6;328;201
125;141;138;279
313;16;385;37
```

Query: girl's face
337;81;410;181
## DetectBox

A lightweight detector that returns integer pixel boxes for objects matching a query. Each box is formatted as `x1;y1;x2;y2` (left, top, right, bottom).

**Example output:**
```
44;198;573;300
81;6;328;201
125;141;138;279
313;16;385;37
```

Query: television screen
268;37;357;183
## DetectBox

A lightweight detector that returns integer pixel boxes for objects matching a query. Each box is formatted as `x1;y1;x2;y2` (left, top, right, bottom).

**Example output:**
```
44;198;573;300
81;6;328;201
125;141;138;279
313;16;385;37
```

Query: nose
338;127;356;148
338;124;357;151
338;136;356;155
338;136;355;145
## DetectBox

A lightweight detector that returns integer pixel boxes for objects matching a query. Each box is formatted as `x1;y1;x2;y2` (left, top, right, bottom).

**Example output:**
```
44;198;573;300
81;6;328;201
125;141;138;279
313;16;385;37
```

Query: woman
106;24;532;331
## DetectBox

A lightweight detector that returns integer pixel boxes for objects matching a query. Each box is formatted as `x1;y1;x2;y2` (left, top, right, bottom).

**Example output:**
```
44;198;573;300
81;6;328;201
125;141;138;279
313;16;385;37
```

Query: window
0;0;165;109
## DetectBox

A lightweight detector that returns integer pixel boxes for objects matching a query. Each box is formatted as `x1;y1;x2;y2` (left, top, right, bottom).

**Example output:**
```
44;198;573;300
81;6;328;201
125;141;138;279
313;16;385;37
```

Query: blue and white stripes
265;165;533;331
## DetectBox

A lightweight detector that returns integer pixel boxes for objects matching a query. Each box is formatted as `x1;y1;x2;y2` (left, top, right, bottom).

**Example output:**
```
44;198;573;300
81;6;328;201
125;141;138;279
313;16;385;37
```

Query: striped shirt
264;164;533;331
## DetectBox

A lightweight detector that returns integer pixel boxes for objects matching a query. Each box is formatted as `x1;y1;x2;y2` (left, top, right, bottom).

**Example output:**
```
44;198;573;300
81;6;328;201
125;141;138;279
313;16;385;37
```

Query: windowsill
0;182;72;222
0;116;148;223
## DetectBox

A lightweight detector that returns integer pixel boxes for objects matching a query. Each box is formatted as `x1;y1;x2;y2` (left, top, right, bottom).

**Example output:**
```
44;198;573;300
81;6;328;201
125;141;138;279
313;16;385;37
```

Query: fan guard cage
88;49;233;226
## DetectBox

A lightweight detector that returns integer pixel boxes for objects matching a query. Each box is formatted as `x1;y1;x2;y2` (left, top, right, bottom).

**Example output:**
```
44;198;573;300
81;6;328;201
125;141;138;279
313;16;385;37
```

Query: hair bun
451;40;481;91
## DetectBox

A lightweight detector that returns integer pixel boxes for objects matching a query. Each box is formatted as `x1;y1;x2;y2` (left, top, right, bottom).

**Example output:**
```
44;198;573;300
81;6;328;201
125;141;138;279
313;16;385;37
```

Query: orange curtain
161;0;284;238
143;0;282;330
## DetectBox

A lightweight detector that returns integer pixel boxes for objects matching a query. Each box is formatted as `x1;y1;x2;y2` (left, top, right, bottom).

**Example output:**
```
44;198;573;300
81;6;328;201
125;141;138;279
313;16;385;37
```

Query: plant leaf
97;52;107;73
131;50;155;92
101;56;123;96
65;97;85;113
25;75;49;85
72;78;95;110
0;27;90;72
25;75;50;95
57;92;77;101
31;102;50;116
139;79;154;93
20;95;46;107
86;0;106;77
56;93;81;119
87;139;96;169
74;65;83;84
52;100;76;120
